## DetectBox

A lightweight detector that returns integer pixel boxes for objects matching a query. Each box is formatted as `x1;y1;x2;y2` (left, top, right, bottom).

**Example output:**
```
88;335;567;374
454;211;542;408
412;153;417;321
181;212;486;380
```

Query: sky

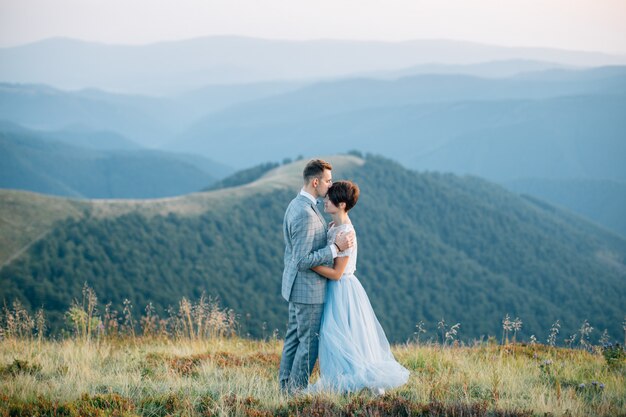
1;0;625;54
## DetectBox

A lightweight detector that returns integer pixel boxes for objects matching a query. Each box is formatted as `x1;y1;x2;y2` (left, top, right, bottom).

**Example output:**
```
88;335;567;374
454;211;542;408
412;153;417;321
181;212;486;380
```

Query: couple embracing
279;159;409;395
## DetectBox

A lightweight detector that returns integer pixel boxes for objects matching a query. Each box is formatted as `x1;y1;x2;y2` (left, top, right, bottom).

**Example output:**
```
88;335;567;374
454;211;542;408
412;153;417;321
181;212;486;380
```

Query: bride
307;180;409;394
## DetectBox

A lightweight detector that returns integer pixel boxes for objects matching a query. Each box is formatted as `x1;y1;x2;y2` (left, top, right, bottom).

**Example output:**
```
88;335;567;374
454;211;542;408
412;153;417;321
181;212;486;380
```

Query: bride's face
323;196;342;214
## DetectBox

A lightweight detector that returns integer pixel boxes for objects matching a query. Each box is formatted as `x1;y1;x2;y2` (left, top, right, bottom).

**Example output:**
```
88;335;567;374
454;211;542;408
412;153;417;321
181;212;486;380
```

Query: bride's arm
312;256;350;280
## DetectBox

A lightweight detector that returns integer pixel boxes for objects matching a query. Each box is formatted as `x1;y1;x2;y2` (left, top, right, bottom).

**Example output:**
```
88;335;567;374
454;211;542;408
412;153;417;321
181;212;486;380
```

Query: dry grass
1;336;624;416
1;287;624;416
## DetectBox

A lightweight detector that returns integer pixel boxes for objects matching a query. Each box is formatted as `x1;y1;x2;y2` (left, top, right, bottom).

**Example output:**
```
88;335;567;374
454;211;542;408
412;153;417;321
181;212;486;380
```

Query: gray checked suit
279;193;334;393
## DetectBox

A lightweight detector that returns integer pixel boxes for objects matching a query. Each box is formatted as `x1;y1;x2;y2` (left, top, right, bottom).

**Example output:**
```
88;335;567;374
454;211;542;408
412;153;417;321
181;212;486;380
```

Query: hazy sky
1;0;625;53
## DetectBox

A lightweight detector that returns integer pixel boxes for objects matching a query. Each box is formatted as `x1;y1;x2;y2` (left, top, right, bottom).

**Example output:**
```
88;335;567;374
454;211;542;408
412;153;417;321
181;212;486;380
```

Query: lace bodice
327;223;357;275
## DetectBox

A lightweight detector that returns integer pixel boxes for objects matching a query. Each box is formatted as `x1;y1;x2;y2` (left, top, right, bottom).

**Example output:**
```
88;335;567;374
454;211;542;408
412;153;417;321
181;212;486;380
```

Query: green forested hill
504;178;626;238
1;155;624;343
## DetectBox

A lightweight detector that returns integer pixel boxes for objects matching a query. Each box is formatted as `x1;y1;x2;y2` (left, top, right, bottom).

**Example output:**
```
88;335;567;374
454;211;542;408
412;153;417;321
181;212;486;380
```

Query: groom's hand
335;231;355;252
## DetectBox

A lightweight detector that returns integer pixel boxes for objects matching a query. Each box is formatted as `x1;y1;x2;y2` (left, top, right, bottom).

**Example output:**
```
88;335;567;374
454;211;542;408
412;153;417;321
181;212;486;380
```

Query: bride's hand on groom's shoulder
335;231;355;252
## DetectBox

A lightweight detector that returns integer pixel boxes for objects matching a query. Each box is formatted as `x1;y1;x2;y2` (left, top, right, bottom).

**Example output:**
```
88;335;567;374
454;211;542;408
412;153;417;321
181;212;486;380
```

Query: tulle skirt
310;274;410;393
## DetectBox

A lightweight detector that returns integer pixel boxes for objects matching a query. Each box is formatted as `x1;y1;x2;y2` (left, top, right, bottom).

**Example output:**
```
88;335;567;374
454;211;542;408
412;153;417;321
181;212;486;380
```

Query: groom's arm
289;213;335;271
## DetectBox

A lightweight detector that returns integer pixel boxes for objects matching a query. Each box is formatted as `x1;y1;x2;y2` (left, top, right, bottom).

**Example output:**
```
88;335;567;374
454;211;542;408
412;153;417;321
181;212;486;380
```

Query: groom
279;159;354;394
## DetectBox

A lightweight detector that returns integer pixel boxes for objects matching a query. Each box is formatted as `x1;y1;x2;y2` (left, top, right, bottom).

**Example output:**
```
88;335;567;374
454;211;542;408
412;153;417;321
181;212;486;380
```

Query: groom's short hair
303;159;332;183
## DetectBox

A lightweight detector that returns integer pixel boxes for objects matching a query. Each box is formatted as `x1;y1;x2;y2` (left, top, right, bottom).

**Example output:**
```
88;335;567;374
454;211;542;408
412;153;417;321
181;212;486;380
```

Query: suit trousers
279;302;324;393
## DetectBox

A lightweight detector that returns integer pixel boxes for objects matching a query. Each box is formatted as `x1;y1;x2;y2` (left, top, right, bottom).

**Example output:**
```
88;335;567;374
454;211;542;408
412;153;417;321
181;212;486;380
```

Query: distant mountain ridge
2;36;625;94
1;62;624;239
1;155;624;344
411;94;626;181
0;124;229;199
168;69;626;177
0;83;174;147
355;59;578;79
3;65;623;151
0;81;309;147
0;120;142;150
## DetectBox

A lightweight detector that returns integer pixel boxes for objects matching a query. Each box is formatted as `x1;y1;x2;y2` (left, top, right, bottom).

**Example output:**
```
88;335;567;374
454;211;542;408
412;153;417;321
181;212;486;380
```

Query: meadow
1;288;625;417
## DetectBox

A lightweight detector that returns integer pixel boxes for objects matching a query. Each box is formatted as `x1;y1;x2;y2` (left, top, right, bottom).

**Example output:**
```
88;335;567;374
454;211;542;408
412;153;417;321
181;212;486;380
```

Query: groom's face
315;169;333;198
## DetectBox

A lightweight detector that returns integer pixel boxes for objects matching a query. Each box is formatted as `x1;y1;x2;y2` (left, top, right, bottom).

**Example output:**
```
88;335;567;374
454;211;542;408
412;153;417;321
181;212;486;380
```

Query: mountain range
2;37;625;94
2;58;625;237
169;67;626;171
1;33;625;328
4;66;625;172
0;123;230;199
1;155;624;344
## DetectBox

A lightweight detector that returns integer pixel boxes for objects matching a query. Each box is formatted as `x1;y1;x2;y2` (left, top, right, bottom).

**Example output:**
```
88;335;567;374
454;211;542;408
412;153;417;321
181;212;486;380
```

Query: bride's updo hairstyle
327;180;360;212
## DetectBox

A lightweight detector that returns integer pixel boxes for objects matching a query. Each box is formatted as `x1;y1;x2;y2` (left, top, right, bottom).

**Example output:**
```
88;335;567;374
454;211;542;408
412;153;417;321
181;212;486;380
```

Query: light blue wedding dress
310;223;410;394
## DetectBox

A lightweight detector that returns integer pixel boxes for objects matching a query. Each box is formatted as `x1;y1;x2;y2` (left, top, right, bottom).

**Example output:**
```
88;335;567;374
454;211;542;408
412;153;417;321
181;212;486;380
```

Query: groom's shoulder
285;196;312;218
286;194;306;209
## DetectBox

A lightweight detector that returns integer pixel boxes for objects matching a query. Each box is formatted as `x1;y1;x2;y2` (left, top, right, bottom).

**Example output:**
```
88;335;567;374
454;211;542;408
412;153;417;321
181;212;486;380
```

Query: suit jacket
281;194;333;304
